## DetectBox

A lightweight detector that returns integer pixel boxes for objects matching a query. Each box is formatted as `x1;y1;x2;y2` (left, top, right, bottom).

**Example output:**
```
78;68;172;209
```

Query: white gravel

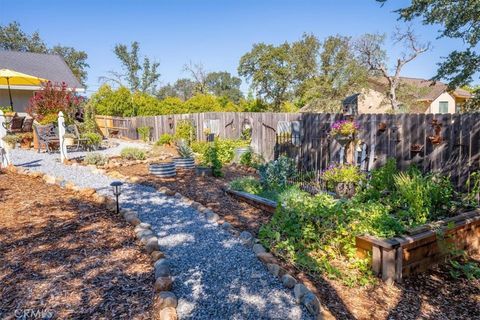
11;149;313;320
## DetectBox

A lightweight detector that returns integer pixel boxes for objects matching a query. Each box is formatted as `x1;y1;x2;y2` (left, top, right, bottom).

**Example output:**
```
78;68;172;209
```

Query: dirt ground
112;163;480;320
0;171;154;319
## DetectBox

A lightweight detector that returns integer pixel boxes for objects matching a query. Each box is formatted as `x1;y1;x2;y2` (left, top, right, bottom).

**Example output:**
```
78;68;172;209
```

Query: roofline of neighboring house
0;84;85;93
366;76;471;102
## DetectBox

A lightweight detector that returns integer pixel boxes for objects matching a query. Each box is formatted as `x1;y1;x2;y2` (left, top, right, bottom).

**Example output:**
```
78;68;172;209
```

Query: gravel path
11;150;313;320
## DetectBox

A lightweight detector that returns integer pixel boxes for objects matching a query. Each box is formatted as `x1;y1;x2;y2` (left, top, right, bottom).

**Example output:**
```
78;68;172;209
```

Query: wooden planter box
226;189;277;213
356;209;480;283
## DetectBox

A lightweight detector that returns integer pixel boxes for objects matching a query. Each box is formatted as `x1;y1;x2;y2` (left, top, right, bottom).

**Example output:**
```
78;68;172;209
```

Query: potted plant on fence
174;139;195;169
2;134;20;150
321;164;365;198
20;132;34;149
330;119;359;145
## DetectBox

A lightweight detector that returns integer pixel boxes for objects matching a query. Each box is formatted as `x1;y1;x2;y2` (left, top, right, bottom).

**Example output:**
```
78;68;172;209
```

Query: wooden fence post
58;111;68;163
0;110;10;167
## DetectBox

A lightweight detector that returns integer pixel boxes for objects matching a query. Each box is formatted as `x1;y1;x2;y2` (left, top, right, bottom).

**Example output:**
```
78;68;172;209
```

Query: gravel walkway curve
11;149;313;320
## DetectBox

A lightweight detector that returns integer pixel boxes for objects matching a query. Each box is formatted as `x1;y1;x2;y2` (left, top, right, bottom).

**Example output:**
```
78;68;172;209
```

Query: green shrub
191;141;209;163
174;120;196;144
203;141;223;177
239;149;264;168
322;164;364;183
259;156;297;190
259;187;403;286
2;134;20;145
156;133;173;146
82;132;102;150
394;170;453;227
230;177;262;194
215;139;250;164
120;147;146;160
84;153;109;166
239;150;252;166
137;126;151;142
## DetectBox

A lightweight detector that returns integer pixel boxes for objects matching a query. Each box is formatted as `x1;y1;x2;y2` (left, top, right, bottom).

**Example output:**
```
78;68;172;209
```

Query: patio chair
21;118;34;133
66;124;88;151
7;115;25;134
34;124;59;154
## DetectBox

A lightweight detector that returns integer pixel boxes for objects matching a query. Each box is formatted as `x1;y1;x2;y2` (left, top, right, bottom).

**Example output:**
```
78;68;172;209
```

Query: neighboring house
0;51;84;113
342;77;471;114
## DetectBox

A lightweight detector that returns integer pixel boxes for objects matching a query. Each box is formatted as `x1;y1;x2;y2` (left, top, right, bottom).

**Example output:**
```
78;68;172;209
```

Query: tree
0;21;89;86
238;34;320;110
50;46;89;88
205;71;243;103
378;0;480;90
109;41;161;94
355;27;430;111
157;78;196;101
183;62;208;94
300;35;368;112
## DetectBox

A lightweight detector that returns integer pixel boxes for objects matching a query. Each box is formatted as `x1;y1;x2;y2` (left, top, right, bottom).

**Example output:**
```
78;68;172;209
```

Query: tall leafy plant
28;81;83;122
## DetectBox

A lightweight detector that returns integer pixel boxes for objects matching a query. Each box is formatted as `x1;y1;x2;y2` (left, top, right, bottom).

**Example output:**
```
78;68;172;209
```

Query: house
342;77;472;114
0;51;84;113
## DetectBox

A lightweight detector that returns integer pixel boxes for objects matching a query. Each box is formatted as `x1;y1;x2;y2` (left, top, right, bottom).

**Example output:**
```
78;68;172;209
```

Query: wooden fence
97;112;480;189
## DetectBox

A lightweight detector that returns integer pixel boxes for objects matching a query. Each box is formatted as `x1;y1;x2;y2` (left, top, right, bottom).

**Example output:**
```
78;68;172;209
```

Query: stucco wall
427;92;456;114
357;88;391;114
0;89;35;112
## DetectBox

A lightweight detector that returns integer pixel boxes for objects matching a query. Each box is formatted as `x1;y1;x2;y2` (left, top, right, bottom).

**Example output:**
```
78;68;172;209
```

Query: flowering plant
28;81;83;123
330;120;359;137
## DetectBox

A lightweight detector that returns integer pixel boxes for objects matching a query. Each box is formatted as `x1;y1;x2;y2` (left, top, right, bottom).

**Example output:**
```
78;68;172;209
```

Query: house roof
368;76;471;101
0;50;84;91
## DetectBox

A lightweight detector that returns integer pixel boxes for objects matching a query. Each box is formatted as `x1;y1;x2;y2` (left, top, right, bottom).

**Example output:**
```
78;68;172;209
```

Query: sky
0;0;470;95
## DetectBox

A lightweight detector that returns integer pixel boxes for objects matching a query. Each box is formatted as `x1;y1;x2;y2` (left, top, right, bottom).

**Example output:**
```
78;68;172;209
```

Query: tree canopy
105;41;161;94
300;35;368;112
238;34;320;111
378;0;480;107
0;21;89;86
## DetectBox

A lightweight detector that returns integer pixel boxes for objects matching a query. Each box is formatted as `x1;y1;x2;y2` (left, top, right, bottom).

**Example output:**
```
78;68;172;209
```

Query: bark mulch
0;171;154;320
111;163;480;320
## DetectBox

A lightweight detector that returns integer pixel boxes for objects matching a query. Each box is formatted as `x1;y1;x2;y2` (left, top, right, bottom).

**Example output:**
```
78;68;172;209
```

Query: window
439;101;449;114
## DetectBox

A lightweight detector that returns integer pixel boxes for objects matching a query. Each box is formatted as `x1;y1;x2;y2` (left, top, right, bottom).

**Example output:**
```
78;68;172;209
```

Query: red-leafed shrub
28;81;83;123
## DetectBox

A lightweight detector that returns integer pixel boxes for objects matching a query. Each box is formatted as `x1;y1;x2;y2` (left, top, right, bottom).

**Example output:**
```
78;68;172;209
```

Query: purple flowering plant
330;120;360;137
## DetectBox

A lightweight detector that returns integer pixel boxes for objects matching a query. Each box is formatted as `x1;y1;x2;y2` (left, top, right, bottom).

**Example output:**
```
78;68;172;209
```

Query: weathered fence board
98;112;480;187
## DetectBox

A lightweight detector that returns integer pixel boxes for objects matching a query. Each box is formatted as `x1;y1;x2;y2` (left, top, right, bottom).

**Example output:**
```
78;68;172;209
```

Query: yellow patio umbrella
0;69;47;109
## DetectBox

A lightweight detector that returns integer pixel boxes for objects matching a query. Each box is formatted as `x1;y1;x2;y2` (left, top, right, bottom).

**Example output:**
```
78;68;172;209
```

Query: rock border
5;165;178;320
11;161;323;318
146;182;324;318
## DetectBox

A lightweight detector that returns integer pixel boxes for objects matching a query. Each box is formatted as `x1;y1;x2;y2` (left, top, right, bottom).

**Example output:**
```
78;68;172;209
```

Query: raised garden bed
103;162;480;320
356;209;480;283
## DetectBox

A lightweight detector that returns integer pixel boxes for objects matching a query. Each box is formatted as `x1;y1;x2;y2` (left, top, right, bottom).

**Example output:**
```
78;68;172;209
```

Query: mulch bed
111;163;269;236
0;171;154;319
110;162;480;320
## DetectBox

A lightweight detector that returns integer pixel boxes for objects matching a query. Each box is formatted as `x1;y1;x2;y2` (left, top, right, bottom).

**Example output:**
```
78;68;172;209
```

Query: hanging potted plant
330;120;359;145
20;132;34;149
2;134;20;150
